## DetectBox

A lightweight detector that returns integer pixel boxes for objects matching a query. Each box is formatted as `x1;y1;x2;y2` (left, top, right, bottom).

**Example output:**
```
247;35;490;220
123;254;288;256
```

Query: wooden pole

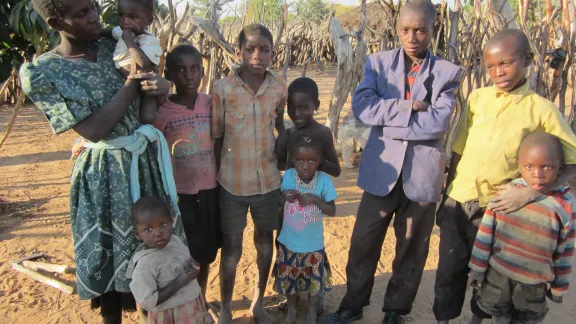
11;262;74;295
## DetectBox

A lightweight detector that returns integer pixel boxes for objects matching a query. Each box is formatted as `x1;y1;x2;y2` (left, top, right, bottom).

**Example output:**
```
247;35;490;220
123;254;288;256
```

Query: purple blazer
352;49;462;203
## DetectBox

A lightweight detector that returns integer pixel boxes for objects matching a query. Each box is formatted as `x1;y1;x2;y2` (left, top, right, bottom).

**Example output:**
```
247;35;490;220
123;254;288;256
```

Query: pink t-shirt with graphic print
154;93;217;195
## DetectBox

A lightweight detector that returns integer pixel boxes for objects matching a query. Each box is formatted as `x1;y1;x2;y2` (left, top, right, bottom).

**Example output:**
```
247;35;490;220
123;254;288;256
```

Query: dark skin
46;0;169;143
133;211;200;306
478;38;576;213
163;52;214;295
281;146;335;324
468;144;564;305
218;33;282;324
397;5;435;112
276;92;341;177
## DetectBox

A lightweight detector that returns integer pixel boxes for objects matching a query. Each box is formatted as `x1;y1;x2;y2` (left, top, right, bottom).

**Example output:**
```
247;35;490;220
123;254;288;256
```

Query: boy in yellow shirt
433;29;576;324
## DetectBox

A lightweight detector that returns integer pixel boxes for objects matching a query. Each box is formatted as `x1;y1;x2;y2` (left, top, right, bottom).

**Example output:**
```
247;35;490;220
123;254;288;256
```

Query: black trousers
433;196;491;321
339;182;436;315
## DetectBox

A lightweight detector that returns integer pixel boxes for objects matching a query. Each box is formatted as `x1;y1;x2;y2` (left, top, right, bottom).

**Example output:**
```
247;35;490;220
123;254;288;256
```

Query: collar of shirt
493;80;530;104
232;67;274;95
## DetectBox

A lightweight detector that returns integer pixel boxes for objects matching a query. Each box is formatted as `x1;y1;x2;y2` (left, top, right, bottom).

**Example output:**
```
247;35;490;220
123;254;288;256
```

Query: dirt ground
1;66;575;324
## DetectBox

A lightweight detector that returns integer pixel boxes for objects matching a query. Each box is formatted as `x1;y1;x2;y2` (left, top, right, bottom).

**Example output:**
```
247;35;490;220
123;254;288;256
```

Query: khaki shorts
219;187;281;233
477;268;548;324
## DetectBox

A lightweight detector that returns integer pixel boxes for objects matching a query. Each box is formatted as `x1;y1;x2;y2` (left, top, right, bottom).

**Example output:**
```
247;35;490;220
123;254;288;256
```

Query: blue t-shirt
277;168;338;253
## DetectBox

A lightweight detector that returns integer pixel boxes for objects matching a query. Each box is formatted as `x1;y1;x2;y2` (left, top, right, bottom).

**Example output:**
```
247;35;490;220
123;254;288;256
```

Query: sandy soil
1;66;575;324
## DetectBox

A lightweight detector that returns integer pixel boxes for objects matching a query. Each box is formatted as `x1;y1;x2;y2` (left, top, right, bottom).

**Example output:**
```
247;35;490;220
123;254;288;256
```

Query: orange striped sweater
469;178;576;297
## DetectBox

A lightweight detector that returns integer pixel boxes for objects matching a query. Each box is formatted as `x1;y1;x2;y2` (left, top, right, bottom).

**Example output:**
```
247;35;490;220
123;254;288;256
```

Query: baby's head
118;0;154;35
236;24;274;77
484;29;533;93
517;132;563;193
132;196;173;249
289;129;324;182
287;77;320;129
32;0;101;41
165;43;203;96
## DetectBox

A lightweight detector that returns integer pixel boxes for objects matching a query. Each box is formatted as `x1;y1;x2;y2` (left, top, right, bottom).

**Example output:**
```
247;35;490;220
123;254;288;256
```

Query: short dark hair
518;131;564;163
122;0;155;16
485;28;531;57
288;129;324;158
165;43;202;71
32;0;70;19
288;77;319;102
237;24;273;49
399;0;437;24
132;196;171;227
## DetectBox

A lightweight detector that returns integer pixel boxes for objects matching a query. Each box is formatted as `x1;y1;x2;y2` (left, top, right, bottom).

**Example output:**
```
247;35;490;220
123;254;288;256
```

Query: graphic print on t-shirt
284;201;323;232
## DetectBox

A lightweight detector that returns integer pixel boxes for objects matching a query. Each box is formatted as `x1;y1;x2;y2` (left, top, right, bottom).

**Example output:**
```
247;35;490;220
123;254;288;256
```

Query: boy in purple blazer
323;1;462;323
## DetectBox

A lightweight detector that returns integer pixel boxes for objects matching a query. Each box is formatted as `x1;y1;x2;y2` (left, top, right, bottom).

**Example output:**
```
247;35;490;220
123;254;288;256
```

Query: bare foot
250;302;277;324
217;308;232;324
468;315;483;324
285;306;297;324
306;310;317;324
316;295;326;315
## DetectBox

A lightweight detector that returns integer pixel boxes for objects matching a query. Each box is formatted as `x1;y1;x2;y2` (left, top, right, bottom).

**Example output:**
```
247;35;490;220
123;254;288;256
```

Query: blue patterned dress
19;38;186;300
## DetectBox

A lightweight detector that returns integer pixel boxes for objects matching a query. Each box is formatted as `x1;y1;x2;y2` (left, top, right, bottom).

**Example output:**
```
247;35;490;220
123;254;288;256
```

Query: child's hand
547;290;563;303
177;258;200;286
299;193;320;207
467;270;484;289
122;29;136;44
283;190;301;203
412;101;430;112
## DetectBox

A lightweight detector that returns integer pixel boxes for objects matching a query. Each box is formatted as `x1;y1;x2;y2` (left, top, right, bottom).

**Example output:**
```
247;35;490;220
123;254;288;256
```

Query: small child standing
468;132;576;324
153;44;220;297
275;77;341;177
274;130;337;324
126;196;213;324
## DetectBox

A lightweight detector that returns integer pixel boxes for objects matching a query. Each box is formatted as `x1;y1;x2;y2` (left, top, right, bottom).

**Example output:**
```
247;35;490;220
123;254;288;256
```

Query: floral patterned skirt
147;296;214;324
273;242;332;297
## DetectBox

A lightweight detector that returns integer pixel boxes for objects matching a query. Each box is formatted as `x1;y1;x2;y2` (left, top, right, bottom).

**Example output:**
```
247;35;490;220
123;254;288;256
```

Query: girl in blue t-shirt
274;129;338;324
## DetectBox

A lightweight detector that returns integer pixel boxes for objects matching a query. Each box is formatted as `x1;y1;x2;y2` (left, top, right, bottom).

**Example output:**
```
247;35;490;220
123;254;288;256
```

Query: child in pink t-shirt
153;44;220;297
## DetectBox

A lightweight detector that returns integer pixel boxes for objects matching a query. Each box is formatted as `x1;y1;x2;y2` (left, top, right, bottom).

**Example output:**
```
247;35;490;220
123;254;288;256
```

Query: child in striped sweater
468;132;576;324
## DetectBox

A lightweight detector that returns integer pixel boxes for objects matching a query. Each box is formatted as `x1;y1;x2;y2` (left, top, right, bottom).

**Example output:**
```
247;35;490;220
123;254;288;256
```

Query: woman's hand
128;71;171;97
488;183;540;214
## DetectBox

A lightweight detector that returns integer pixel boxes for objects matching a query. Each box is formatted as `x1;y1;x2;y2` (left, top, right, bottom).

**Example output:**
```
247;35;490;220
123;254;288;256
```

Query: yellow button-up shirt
447;82;576;206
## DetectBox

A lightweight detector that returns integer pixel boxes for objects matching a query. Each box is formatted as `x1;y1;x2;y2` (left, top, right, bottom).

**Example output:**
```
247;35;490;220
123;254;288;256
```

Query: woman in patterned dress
20;0;186;323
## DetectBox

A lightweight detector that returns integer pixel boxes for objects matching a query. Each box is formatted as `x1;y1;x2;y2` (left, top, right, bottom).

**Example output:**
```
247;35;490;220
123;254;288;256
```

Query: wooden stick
21;261;70;274
11;263;74;295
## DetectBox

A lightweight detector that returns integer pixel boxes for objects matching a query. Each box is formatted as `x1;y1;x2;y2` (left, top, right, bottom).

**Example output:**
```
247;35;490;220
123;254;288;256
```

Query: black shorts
178;188;221;264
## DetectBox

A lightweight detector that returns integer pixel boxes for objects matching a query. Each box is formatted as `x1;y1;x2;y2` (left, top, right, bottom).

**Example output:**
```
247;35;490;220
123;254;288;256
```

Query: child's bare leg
197;264;210;298
218;233;243;324
102;312;121;324
285;294;298;324
307;294;319;324
138;308;147;324
491;315;511;324
468;314;484;324
250;228;276;324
